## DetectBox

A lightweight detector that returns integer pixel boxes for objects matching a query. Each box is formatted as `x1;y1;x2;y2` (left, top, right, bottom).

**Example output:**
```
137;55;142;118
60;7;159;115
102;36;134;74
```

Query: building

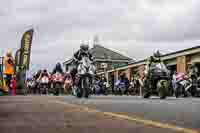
97;46;200;83
63;44;133;80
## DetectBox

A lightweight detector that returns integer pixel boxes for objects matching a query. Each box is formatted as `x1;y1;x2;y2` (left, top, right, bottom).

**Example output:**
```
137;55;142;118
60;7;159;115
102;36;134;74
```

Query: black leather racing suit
71;49;94;85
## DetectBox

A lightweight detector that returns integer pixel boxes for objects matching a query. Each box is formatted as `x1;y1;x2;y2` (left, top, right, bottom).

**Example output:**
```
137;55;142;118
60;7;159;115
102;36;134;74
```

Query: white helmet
80;41;89;51
153;49;161;58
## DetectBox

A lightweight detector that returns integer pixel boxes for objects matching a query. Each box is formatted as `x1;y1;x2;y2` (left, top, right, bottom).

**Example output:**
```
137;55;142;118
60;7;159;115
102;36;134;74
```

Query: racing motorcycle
75;55;96;98
196;77;200;97
114;80;127;95
51;72;64;96
189;74;200;97
175;73;192;98
63;73;73;95
27;79;36;94
92;79;101;95
143;62;169;99
40;76;49;95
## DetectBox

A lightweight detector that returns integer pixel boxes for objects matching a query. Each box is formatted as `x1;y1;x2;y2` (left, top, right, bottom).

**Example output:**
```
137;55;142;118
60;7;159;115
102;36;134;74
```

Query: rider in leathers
73;43;94;64
52;63;63;75
143;50;167;91
38;69;50;80
71;43;94;87
189;64;199;96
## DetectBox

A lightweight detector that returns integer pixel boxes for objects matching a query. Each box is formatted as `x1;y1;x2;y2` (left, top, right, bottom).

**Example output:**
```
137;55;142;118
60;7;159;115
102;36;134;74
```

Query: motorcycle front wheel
157;80;168;99
82;76;90;98
143;79;151;99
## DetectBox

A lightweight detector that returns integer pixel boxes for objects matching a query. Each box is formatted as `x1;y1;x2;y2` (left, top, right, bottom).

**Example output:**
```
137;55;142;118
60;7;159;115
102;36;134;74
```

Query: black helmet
80;42;89;52
56;62;61;68
43;69;47;73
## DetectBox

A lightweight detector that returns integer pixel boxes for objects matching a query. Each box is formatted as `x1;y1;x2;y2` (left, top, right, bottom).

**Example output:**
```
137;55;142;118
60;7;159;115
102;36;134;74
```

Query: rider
144;49;163;78
38;69;50;80
143;50;167;91
52;62;63;75
71;42;94;85
190;64;199;79
73;42;94;64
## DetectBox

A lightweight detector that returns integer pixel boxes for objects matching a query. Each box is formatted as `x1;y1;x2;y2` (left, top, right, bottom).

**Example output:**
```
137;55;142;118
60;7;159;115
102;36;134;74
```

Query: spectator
111;75;115;94
100;76;107;95
11;76;16;96
3;49;15;95
172;71;177;91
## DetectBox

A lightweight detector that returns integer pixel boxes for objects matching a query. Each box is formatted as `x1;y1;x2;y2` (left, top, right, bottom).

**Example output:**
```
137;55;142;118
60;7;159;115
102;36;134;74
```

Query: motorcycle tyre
175;85;182;98
82;77;90;98
143;80;151;99
143;91;151;99
76;87;82;98
157;80;168;99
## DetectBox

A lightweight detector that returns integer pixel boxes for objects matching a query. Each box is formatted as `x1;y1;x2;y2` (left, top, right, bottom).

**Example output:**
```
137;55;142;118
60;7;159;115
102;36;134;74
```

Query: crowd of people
1;43;200;98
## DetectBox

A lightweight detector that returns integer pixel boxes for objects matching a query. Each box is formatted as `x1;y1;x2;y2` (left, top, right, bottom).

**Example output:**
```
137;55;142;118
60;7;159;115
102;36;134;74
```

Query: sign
19;29;34;70
112;63;127;69
101;63;108;69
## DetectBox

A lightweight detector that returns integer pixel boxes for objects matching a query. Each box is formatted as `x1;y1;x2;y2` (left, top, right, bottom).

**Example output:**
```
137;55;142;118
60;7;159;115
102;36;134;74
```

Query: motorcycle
143;62;169;99
63;73;73;95
40;76;49;95
189;74;200;97
27;79;36;94
114;80;127;95
51;72;64;96
196;77;200;97
175;73;192;98
92;80;101;95
75;55;96;98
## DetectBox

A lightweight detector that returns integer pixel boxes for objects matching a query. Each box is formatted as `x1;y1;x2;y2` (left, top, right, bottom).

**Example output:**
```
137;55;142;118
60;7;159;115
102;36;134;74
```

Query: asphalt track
0;95;199;133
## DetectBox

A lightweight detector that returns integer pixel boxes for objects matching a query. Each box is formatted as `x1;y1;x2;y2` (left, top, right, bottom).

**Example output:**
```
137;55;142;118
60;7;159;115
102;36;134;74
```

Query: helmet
6;49;12;57
153;49;161;58
80;42;89;52
43;69;47;73
56;62;61;68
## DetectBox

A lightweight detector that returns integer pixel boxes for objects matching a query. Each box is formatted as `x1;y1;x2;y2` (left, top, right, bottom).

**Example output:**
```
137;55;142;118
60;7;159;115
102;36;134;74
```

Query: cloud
0;0;199;72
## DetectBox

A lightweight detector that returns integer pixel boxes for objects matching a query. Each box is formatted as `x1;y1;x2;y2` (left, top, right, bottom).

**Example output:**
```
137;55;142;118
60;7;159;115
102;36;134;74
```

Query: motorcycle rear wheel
175;85;183;98
75;87;82;98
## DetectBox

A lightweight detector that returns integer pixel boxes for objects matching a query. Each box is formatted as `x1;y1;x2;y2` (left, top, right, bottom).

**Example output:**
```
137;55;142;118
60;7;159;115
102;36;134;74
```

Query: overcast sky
0;0;200;72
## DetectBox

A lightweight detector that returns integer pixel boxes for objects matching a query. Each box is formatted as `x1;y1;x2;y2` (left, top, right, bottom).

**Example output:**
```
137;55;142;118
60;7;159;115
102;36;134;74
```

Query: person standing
11;76;16;96
3;49;15;95
172;71;177;92
100;76;107;95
